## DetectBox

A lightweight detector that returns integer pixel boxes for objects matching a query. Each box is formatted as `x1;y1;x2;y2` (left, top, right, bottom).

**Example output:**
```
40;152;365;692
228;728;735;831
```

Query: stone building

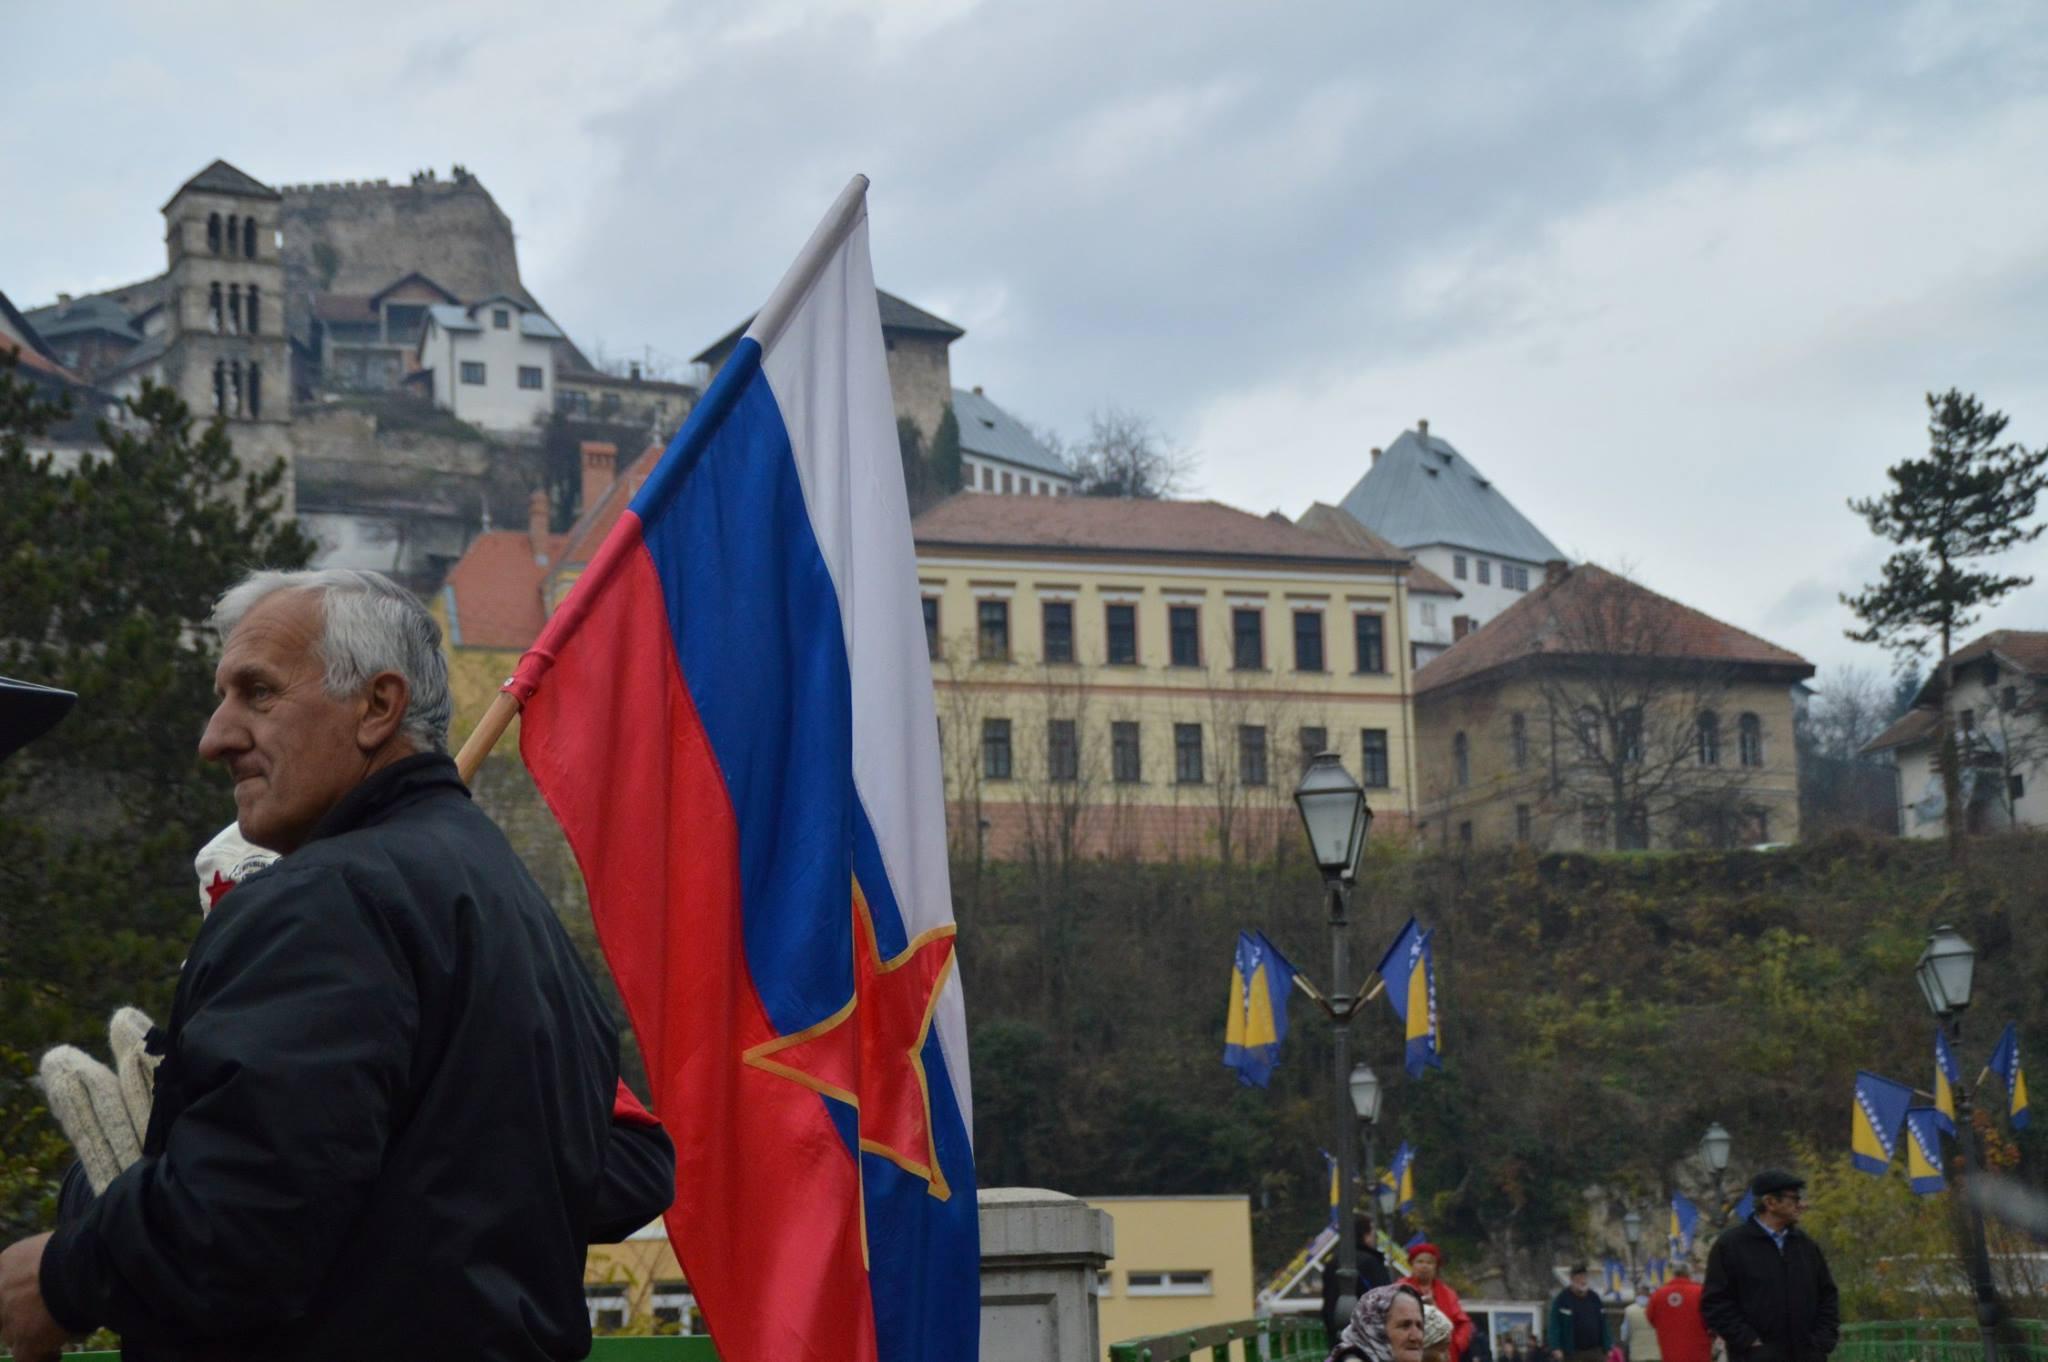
1412;562;1812;851
1333;422;1566;669
693;288;963;443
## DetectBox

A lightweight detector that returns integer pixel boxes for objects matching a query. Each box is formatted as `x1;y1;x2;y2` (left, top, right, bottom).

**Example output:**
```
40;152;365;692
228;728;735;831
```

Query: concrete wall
888;331;953;440
1087;1195;1255;1361
1414;670;1802;850
1413;545;1540;632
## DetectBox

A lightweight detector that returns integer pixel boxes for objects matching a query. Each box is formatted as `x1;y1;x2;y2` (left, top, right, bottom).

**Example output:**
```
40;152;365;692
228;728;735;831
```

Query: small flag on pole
1731;1190;1755;1224
1668;1193;1699;1256
1852;1070;1914;1174
1375;918;1442;1078
1905;1107;1946;1196
1223;930;1297;1088
1324;1150;1341;1230
1990;1023;2031;1131
1381;1141;1417;1212
1934;1028;1962;1137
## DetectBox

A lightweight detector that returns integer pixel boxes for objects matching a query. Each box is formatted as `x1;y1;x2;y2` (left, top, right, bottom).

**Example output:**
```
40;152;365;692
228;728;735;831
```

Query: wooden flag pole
455;690;524;784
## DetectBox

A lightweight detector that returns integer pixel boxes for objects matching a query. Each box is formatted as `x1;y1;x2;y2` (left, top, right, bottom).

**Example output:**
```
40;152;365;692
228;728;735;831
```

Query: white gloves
38;1008;160;1194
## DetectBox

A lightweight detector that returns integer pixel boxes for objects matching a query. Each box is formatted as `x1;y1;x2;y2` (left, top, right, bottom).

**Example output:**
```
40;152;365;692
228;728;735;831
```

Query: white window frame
460;360;487;386
585;1284;629;1330
1126;1270;1213;1297
650;1283;698;1334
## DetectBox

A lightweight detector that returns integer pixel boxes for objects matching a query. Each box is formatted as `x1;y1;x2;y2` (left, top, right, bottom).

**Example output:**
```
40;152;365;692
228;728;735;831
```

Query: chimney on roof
528;489;551;565
1453;614;1475;641
580;441;618;518
973;385;984;395
629;362;642;382
1370;446;1382;465
1544;559;1569;587
56;292;73;308
1417;419;1430;441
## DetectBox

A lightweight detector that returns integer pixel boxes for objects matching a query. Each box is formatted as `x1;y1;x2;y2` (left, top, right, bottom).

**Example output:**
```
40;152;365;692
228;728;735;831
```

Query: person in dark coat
1326;1217;1396;1341
1701;1169;1840;1362
0;570;676;1362
1549;1265;1610;1362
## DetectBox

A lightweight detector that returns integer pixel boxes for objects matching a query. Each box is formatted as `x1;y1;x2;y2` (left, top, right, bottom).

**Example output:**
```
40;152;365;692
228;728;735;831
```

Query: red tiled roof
1415;562;1812;694
444;528;567;650
1297;502;1462;596
913;494;1405;566
552;443;664;577
1;335;76;382
1945;629;2048;680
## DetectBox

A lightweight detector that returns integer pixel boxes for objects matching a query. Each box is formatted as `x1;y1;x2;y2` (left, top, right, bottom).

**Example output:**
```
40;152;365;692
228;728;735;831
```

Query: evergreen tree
0;357;313;1236
1843;389;2048;860
897;414;933;514
928;404;962;494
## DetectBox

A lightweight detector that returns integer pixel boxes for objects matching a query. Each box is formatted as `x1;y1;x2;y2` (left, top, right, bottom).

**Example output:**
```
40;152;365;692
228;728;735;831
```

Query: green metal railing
1109;1315;1328;1362
1836;1319;2048;1362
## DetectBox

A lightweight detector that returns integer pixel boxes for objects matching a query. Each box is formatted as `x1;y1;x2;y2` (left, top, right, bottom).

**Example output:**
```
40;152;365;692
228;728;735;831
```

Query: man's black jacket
1700;1219;1840;1362
40;755;675;1360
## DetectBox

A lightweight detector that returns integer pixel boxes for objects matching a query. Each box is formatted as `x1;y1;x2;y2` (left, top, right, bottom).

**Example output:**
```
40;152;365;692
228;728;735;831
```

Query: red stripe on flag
519;523;877;1361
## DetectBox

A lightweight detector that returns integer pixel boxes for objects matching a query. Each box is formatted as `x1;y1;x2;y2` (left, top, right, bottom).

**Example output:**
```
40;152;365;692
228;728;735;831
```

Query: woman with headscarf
1422;1303;1456;1362
1330;1282;1429;1362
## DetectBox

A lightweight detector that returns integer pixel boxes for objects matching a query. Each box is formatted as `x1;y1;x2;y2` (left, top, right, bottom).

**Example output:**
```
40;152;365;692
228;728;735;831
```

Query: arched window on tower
213;361;226;415
228;284;242;335
230;360;244;418
209;283;224;334
207;213;222;254
243;216;257;259
245;283;259;335
226;215;239;256
248;364;262;418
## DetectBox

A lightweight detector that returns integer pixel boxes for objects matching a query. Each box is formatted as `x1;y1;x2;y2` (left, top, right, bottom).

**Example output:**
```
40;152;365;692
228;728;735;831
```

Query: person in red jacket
1646;1262;1713;1362
1401;1243;1475;1362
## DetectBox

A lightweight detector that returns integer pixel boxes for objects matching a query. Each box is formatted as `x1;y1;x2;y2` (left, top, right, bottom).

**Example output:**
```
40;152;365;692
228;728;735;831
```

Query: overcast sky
8;0;2048;688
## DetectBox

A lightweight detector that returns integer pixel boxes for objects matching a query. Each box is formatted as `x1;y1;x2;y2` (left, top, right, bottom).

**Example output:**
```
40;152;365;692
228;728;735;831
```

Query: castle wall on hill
278;174;527;329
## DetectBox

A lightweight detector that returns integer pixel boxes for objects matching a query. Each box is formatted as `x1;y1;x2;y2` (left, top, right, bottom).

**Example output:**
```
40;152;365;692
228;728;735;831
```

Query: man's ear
358;671;412;752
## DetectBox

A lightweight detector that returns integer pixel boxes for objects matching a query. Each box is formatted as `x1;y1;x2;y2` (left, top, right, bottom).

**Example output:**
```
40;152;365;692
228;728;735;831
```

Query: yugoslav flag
513;177;977;1361
1934;1028;1961;1137
1851;1070;1914;1175
1905;1107;1946;1196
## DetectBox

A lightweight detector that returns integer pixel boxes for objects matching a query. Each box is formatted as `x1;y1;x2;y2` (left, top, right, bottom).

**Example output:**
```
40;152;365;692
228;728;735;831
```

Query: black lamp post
1700;1122;1732;1227
1622;1208;1643;1293
1295;752;1373;1326
1917;925;2001;1362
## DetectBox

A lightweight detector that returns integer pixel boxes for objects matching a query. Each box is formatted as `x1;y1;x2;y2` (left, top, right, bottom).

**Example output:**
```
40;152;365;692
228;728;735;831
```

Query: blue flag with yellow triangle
1669;1193;1700;1256
1223;930;1297;1088
1731;1189;1755;1224
1376;918;1443;1078
1990;1023;2031;1131
1934;1028;1961;1137
1905;1107;1946;1196
1324;1149;1341;1229
1852;1070;1914;1174
1381;1141;1417;1212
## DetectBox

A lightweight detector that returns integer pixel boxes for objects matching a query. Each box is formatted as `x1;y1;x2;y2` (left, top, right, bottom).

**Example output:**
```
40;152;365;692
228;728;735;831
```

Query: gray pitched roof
425;300;565;340
951;387;1070;479
166;159;280;208
692;288;964;365
22;295;143;345
1338;428;1564;564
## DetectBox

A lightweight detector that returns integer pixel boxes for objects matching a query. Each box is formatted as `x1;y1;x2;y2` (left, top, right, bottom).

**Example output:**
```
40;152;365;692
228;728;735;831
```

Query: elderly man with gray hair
0;569;674;1362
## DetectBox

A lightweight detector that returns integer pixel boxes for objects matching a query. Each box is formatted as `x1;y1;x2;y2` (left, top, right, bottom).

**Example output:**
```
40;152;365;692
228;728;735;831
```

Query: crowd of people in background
1330;1170;1840;1362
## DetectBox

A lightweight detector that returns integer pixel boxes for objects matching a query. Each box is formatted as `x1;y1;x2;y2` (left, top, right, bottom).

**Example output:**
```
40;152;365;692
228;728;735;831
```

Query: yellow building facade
914;495;1422;860
1089;1195;1256;1359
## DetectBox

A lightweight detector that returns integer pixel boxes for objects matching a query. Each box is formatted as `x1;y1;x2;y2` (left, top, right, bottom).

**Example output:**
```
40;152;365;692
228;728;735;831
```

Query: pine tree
1843;389;2048;860
928;404;962;494
0;357;313;1235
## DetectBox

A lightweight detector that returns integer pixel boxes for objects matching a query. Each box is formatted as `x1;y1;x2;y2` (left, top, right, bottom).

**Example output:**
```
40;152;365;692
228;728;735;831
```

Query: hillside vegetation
953;831;2048;1296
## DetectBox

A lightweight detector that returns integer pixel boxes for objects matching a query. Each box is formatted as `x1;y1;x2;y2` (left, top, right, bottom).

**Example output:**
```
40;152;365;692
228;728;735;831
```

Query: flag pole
743;174;871;356
455;690;522;783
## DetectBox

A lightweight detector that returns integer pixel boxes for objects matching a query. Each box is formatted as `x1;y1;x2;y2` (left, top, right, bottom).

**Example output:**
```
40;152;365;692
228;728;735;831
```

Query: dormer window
493;309;511;330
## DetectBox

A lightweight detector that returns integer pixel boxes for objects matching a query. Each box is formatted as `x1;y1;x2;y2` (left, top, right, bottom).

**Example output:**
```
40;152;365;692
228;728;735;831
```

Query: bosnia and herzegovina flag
1990;1023;2031;1131
1325;1150;1341;1229
1376;917;1442;1078
513;177;977;1362
1934;1028;1962;1136
1669;1193;1700;1256
1852;1070;1914;1175
1905;1107;1946;1196
1731;1189;1755;1224
1223;930;1297;1088
1381;1141;1417;1212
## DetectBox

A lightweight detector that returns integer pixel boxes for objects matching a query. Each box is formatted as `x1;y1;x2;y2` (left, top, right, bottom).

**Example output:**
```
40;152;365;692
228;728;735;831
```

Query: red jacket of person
1646;1275;1713;1362
1402;1248;1475;1362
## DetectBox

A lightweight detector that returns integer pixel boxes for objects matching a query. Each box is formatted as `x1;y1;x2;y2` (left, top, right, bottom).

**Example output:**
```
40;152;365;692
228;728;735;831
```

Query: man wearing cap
1701;1170;1839;1362
1549;1264;1609;1362
1402;1243;1475;1362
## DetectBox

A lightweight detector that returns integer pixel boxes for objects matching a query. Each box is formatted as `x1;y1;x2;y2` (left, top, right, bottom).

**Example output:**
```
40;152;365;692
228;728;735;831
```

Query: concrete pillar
979;1187;1114;1362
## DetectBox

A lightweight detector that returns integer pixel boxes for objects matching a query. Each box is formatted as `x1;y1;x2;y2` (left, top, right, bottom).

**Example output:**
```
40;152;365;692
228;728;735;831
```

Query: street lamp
1918;927;1998;1362
1376;1179;1397;1223
1701;1122;1732;1226
1294;753;1374;1324
1351;1062;1383;1274
1916;925;1976;1020
1622;1209;1643;1292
